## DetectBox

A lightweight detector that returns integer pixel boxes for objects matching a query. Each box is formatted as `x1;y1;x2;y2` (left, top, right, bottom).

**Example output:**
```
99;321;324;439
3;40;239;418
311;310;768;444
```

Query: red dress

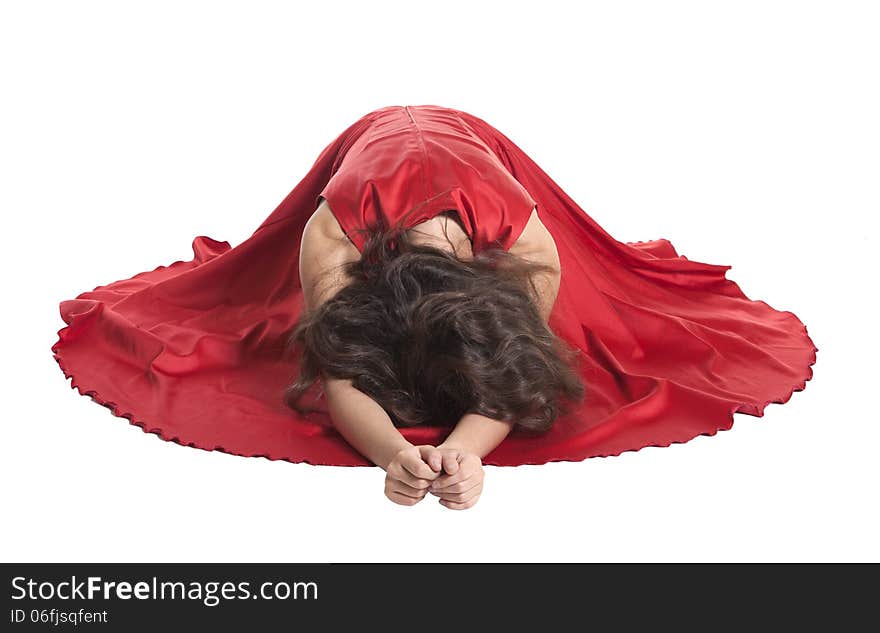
51;104;818;466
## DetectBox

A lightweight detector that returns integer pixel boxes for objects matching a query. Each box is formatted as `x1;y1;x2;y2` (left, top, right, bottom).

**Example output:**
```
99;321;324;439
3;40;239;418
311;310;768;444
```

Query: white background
2;0;877;562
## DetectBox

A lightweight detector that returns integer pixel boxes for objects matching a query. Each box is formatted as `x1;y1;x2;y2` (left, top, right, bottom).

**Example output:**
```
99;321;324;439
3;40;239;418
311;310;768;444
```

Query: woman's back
300;194;559;315
300;198;473;310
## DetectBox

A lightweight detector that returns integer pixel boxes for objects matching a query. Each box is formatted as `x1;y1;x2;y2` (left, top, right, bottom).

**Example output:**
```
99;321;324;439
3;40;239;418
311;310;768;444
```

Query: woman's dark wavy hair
282;206;585;434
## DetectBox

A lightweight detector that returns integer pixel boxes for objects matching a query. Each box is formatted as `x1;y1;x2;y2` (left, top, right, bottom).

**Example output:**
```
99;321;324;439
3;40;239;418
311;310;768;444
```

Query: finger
387;478;431;498
431;471;466;490
441;451;461;476
431;464;479;490
439;494;481;510
387;466;433;490
386;490;425;506
432;478;482;501
418;445;444;473
432;472;483;494
401;452;441;480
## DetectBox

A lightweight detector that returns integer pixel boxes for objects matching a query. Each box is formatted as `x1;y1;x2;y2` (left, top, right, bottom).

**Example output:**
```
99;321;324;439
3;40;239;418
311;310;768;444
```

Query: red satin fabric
318;106;538;254
51;104;818;466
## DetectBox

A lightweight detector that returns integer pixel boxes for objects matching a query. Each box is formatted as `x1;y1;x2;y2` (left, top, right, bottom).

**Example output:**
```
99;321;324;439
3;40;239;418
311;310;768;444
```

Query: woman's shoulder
300;199;361;310
507;206;558;262
304;198;362;256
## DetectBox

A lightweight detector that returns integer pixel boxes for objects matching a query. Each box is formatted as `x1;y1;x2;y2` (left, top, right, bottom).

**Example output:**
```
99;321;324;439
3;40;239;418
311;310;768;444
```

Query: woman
287;194;584;509
51;104;818;510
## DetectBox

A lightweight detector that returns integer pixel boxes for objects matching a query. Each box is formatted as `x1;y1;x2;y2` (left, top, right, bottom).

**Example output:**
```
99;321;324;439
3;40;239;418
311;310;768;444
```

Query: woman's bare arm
322;377;413;470
438;412;515;459
433;209;559;457
508;207;561;323
299;203;419;470
299;198;361;310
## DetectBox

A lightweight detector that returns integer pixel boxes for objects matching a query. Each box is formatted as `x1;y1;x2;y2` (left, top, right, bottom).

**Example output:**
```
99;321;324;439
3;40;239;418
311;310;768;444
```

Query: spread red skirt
51;105;819;466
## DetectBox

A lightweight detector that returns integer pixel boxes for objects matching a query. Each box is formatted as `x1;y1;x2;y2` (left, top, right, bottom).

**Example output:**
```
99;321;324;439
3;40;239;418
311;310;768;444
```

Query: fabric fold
51;104;818;466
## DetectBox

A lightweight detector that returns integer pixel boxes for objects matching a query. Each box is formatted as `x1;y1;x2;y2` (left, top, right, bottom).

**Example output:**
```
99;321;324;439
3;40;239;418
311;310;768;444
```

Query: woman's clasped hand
383;445;485;510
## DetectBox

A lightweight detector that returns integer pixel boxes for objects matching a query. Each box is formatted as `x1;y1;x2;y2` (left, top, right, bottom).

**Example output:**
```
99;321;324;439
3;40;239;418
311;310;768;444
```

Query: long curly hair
282;208;585;433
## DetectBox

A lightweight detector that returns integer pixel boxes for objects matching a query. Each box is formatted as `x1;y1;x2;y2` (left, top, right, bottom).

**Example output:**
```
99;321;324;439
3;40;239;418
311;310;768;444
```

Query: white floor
2;1;877;562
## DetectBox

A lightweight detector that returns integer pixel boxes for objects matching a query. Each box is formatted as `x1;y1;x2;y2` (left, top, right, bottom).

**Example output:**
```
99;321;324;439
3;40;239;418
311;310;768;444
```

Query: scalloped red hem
50;319;818;468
